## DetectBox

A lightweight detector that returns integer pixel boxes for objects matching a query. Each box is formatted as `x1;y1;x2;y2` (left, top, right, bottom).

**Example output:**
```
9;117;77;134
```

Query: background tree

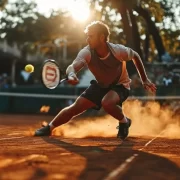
0;0;86;63
0;0;7;10
1;0;179;66
90;0;179;63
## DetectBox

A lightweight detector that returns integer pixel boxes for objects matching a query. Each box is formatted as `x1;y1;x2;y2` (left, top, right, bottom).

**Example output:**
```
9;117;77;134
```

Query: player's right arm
66;48;90;85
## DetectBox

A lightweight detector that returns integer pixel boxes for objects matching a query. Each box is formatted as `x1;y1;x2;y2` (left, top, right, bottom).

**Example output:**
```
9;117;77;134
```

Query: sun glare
36;0;90;22
68;1;90;22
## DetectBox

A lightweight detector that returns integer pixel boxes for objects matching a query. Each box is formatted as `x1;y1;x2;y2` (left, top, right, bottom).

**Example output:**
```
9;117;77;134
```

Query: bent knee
101;99;116;110
69;97;94;114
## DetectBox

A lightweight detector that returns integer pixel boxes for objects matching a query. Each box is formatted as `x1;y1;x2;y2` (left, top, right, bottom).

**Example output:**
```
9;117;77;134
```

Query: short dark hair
84;21;110;41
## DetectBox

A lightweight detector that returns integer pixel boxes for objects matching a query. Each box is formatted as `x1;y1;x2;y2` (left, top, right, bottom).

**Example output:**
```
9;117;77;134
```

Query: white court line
139;130;165;151
104;130;165;180
0;136;25;141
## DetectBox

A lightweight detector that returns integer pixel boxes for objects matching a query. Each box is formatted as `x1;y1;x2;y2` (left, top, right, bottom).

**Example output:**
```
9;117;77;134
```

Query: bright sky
34;0;90;22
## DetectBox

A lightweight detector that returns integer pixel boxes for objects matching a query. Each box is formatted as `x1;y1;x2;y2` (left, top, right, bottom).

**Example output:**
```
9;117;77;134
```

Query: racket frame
41;59;66;89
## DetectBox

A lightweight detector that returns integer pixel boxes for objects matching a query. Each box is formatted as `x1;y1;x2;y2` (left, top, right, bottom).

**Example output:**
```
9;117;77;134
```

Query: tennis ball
25;64;34;73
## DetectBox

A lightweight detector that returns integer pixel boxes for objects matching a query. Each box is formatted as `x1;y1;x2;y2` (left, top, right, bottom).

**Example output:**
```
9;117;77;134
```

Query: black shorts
80;81;130;110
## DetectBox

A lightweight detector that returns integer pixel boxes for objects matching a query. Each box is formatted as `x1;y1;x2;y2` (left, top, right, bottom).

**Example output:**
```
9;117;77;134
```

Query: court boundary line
104;130;165;180
0;136;25;141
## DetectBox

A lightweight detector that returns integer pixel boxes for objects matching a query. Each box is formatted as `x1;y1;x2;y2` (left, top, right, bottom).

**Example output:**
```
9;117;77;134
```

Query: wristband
68;72;76;77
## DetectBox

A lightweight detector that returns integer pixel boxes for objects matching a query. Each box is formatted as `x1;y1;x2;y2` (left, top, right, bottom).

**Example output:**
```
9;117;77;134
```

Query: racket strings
42;61;61;89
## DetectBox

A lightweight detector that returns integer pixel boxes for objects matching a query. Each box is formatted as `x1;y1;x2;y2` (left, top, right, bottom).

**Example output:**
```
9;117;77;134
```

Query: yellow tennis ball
25;64;34;73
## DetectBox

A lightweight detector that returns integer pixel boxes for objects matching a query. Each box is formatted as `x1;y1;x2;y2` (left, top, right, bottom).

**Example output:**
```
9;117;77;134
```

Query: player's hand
142;79;157;93
67;72;79;85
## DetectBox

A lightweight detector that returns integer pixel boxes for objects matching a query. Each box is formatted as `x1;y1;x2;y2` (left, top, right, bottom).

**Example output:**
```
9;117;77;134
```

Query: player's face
86;29;102;49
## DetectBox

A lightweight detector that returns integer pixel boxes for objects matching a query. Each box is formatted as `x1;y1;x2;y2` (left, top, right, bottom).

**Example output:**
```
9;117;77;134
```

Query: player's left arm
131;51;157;93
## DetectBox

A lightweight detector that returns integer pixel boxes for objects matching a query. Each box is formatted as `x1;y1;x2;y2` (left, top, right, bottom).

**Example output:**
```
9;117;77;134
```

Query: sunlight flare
36;0;90;22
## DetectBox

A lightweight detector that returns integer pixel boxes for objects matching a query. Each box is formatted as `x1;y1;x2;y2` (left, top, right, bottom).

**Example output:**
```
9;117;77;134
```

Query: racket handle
90;80;97;85
60;78;68;84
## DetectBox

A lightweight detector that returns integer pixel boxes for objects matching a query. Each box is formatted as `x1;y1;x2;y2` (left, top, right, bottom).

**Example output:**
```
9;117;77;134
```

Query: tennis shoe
117;118;131;140
34;125;51;136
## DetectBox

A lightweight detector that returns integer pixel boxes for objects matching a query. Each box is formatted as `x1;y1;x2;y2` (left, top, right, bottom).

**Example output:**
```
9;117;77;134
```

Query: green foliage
0;0;7;10
0;0;179;63
0;0;38;44
0;0;87;60
89;0;180;61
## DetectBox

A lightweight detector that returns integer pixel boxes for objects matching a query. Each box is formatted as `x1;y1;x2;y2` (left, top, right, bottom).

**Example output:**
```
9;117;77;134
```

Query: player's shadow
41;137;180;180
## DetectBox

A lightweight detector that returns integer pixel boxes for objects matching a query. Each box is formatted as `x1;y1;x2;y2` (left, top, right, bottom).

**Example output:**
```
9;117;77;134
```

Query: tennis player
35;21;156;139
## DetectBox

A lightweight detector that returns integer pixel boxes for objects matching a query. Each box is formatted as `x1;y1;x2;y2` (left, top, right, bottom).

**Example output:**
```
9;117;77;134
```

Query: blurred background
0;0;179;115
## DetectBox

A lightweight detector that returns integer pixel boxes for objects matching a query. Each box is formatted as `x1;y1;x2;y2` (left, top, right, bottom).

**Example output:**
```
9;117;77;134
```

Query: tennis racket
41;59;67;89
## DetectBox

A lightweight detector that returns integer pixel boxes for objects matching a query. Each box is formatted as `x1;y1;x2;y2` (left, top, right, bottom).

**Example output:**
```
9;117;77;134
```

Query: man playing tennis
35;21;156;140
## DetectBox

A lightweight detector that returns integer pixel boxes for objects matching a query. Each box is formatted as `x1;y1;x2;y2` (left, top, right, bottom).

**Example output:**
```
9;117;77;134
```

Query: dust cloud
54;100;180;139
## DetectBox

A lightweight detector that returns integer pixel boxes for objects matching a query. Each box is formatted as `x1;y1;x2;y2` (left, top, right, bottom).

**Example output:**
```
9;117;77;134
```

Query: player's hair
84;21;110;41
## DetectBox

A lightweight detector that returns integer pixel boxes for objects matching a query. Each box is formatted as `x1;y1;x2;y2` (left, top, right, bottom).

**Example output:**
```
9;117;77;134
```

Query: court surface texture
0;114;180;180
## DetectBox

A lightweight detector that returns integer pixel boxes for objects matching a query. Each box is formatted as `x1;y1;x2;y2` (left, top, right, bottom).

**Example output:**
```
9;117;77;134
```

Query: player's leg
34;96;96;136
50;96;96;127
34;82;107;136
101;85;131;140
102;90;125;121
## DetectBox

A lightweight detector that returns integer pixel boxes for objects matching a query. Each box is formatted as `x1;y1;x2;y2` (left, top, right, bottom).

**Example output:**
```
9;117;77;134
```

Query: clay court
0;100;180;180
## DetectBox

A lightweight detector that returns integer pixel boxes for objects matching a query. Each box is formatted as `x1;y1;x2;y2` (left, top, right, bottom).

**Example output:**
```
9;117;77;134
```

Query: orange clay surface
0;114;180;180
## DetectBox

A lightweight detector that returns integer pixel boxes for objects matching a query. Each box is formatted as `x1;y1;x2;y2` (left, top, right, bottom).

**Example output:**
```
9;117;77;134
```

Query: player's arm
66;48;90;85
117;44;156;93
132;51;157;93
66;61;85;85
66;60;85;76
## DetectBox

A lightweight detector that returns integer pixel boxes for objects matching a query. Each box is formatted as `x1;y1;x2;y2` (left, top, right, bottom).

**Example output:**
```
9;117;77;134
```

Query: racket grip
60;78;68;83
90;80;97;85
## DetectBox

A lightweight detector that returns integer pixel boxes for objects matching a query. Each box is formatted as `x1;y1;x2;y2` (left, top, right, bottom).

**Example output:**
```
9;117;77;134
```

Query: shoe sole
34;126;51;136
34;132;50;136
